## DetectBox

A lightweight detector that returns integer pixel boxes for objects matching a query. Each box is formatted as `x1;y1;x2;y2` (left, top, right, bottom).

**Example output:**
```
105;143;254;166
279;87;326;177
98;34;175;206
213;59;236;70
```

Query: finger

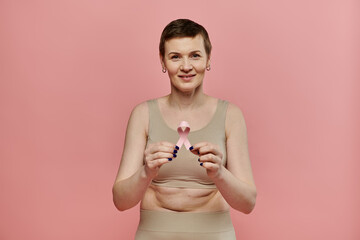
145;151;176;163
191;142;208;151
190;142;208;155
199;162;221;172
152;151;177;160
147;158;172;169
147;144;177;154
159;141;177;149
157;158;173;165
198;153;221;164
193;143;222;158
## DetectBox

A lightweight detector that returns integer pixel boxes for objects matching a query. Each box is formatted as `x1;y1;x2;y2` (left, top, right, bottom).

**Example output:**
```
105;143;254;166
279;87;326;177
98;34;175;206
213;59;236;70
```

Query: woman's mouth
178;74;196;81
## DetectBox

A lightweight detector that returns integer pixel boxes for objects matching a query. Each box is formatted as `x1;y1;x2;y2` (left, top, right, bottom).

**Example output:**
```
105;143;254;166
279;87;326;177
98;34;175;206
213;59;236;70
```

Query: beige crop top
146;98;229;189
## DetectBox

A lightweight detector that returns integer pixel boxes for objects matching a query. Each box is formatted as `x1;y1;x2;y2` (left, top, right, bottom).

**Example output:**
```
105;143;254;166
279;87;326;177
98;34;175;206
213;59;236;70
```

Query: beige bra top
146;98;228;189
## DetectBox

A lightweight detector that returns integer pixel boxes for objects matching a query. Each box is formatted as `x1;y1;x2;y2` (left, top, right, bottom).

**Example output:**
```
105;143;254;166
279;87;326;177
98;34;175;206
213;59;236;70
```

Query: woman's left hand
190;142;224;179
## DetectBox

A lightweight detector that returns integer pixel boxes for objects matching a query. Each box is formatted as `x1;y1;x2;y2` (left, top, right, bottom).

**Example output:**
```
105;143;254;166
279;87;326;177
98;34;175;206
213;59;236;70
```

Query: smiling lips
178;74;196;81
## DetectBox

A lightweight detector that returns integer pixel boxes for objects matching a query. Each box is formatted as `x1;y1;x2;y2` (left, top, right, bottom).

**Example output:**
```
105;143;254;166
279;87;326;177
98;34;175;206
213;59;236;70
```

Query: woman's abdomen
141;184;229;212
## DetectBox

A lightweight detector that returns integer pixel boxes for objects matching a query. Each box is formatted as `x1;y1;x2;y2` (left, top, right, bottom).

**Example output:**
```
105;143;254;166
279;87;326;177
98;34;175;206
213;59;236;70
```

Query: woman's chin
172;80;202;93
174;85;201;94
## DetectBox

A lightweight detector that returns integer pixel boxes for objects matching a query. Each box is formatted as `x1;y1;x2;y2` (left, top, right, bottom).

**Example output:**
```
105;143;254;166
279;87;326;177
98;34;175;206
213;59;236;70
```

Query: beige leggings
135;209;236;240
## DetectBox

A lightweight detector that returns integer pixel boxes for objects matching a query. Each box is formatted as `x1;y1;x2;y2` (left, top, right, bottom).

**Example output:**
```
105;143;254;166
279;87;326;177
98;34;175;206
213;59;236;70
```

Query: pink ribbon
175;121;192;150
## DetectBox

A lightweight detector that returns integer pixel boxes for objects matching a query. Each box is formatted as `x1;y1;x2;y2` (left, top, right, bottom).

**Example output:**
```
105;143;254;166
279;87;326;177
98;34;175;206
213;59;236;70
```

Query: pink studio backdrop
0;0;359;239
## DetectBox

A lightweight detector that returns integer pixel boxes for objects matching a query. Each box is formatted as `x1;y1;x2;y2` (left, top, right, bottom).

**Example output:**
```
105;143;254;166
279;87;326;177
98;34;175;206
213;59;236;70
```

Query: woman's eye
171;55;179;59
192;54;200;58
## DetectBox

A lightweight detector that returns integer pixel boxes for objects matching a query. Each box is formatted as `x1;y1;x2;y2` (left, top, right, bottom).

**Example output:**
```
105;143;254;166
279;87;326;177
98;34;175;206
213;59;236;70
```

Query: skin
112;34;257;214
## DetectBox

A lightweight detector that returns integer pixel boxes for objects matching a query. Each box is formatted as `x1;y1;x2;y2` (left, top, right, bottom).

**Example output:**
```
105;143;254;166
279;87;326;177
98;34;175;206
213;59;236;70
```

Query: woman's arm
112;102;150;211
193;103;257;214
112;102;176;211
217;103;257;213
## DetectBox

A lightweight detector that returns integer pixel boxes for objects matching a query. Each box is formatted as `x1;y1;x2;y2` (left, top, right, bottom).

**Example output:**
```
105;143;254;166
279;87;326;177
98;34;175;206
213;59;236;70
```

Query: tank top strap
146;98;157;120
147;99;162;138
206;99;229;132
216;99;229;122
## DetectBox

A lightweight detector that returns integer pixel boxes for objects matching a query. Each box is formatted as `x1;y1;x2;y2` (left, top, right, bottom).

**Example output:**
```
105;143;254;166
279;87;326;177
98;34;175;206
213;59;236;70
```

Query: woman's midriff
140;184;229;212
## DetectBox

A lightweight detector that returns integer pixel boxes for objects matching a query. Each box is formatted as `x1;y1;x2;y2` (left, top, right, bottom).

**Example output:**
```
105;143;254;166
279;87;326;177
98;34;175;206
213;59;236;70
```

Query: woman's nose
180;58;193;72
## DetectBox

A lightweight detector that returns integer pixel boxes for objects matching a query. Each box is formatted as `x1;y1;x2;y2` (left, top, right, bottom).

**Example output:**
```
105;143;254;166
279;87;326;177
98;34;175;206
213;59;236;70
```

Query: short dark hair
159;19;212;58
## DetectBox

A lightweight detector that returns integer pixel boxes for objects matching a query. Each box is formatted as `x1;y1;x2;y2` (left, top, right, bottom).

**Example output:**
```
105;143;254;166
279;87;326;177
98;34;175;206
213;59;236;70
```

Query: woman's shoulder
130;96;166;119
223;100;246;134
226;101;244;117
131;96;167;115
131;100;148;117
210;97;243;114
205;96;245;123
128;100;153;135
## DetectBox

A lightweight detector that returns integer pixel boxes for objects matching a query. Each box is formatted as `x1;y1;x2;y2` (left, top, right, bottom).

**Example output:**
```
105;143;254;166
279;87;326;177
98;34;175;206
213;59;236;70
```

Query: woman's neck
167;84;207;111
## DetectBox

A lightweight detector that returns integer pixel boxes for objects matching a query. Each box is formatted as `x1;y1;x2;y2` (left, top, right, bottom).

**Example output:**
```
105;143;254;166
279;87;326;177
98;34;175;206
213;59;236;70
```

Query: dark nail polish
173;149;178;153
168;158;172;161
175;145;179;150
197;150;200;155
189;146;194;151
173;154;177;158
200;162;203;166
198;158;200;162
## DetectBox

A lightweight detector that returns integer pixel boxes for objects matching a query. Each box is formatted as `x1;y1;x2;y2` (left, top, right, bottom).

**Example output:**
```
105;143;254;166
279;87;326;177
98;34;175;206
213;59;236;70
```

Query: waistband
138;209;234;233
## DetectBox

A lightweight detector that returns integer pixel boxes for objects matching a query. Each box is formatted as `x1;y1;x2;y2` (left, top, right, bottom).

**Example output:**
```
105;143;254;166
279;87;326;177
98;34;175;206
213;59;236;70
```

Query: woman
112;19;257;239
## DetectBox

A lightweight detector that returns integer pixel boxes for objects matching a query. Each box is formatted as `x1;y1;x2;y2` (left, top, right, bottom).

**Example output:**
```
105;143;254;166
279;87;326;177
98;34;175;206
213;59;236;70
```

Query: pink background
1;0;359;239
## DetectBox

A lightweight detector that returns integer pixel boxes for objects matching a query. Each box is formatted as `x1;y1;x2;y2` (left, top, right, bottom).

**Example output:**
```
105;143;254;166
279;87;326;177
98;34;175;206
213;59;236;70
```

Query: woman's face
161;34;210;93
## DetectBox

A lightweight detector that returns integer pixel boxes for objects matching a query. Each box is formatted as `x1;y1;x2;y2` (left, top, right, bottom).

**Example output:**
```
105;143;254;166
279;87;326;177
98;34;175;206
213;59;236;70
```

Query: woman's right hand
143;141;177;179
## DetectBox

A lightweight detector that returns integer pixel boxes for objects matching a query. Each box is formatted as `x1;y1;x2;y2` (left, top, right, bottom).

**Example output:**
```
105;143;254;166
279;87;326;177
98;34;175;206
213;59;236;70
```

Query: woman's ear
159;53;167;73
159;53;165;68
206;55;211;69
